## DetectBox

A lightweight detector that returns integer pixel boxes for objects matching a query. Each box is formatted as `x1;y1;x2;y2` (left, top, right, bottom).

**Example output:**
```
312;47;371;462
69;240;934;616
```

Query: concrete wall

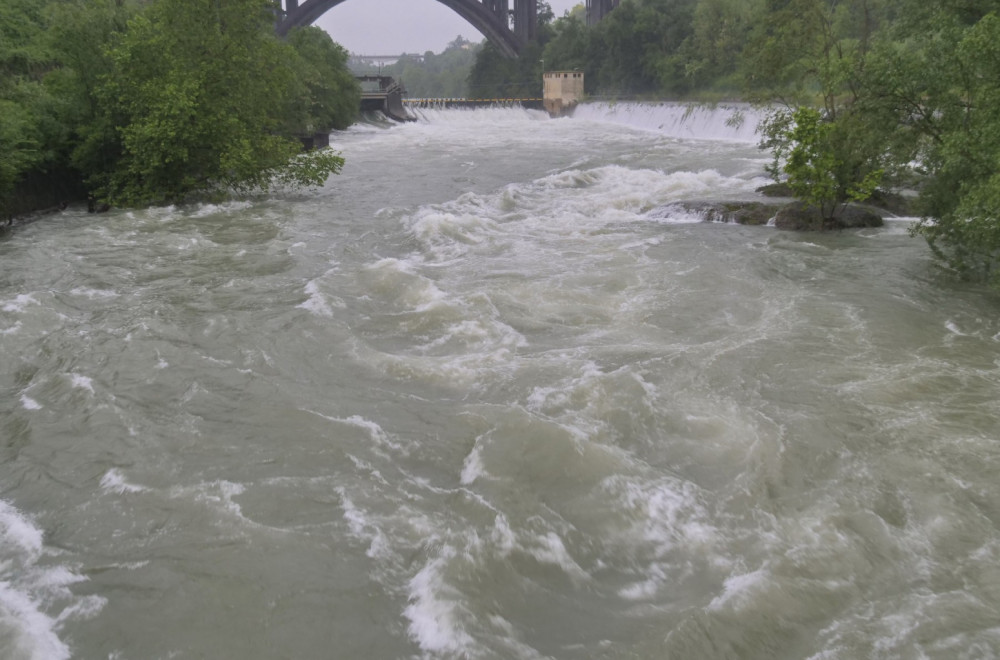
543;71;584;117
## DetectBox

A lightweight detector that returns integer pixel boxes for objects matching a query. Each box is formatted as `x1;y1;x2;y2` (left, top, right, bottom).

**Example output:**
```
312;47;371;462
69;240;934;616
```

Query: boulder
652;201;781;225
756;182;795;198
649;199;884;230
758;181;914;216
773;201;883;231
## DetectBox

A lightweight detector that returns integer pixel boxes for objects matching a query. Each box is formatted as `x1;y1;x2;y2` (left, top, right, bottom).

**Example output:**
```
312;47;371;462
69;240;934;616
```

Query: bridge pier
513;0;536;42
586;0;619;26
485;0;508;22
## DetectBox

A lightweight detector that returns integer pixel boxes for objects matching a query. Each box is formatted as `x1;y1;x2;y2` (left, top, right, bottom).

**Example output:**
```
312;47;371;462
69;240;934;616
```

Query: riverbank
2;167;88;229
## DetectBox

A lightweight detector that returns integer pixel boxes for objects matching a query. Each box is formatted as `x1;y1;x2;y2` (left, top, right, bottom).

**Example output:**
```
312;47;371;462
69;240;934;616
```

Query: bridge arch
276;0;536;58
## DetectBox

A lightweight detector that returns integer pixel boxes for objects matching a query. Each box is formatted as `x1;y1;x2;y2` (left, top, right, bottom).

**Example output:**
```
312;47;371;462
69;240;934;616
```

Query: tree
761;106;882;220
93;0;344;206
0;0;55;215
538;0;698;98
685;0;761;92
285;26;360;133
541;12;594;78
44;0;135;197
878;10;1000;284
747;0;894;220
364;39;481;99
468;5;555;99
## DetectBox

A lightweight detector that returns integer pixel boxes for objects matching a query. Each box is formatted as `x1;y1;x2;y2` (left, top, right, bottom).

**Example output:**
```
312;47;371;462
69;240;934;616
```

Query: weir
404;98;543;111
571;101;764;143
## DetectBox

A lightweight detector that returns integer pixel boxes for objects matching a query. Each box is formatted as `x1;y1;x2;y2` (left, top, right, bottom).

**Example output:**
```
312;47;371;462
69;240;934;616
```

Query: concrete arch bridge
276;0;538;57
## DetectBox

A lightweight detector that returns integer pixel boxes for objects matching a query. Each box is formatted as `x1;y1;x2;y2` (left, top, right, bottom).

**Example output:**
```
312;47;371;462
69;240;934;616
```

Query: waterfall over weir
571;101;765;143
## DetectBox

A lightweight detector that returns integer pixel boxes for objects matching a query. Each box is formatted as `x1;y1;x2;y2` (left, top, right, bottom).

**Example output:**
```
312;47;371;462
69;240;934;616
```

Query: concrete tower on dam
543;70;584;117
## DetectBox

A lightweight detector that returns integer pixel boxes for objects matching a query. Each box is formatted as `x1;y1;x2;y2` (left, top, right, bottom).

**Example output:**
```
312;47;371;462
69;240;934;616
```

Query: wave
0;500;104;660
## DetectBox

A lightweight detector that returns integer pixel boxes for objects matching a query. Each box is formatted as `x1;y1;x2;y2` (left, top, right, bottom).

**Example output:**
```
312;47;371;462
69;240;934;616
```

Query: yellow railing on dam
403;98;544;109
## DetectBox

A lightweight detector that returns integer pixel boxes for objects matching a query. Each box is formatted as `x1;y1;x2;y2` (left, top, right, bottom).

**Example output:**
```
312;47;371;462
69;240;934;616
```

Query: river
2;104;999;659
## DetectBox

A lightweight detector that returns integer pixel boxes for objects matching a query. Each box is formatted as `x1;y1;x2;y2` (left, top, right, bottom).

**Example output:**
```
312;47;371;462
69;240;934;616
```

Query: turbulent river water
2;104;1000;659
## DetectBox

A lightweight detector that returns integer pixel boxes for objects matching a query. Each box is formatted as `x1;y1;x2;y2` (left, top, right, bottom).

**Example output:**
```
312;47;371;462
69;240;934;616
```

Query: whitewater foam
99;469;147;495
68;288;119;300
19;395;41;411
298;278;339;318
404;551;477;657
573;102;764;143
2;294;39;314
69;374;95;394
0;500;104;660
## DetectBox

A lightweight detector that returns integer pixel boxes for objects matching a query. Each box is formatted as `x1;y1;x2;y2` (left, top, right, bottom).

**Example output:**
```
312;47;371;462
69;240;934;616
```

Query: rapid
2;103;999;659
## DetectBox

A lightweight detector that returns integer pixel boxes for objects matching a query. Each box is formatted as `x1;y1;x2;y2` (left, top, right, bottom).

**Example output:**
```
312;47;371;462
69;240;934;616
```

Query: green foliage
0;0;55;214
743;0;890;110
540;12;593;76
762;106;882;219
468;5;557;100
273;148;346;189
0;0;356;214
286;26;360;132
43;0;134;186
686;0;761;92
93;0;346;206
0;100;40;210
898;11;1000;283
468;41;546;99
549;0;698;97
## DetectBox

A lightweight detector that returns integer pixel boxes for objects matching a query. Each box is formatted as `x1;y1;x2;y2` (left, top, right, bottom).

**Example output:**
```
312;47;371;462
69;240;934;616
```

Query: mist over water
2;104;1000;659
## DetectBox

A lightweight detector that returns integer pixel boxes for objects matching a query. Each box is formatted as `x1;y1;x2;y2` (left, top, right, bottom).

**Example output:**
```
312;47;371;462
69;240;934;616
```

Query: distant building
543;71;584;117
586;0;620;26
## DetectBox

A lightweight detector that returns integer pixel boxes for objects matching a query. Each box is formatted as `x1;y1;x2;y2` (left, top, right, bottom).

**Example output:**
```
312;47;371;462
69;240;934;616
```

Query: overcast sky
315;0;582;55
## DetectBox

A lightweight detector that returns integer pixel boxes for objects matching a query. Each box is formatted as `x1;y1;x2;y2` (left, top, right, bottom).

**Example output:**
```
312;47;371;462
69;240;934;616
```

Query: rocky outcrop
773;201;884;231
666;201;780;226
650;199;885;230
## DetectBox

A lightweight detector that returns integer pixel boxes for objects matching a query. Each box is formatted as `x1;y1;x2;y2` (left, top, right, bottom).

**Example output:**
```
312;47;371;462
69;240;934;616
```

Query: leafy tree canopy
95;0;344;206
1;0;359;215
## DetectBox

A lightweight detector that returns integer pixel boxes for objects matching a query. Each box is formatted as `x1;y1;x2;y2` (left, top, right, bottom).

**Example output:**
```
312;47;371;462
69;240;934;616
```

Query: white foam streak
99;469;147;495
525;533;591;582
297;267;342;318
69;374;95;394
1;294;39;313
708;569;770;611
0;502;43;560
68;288;118;300
0;500;103;660
460;441;487;486
20;395;41;411
298;279;335;318
337;489;391;560
404;552;476;656
0;581;71;660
